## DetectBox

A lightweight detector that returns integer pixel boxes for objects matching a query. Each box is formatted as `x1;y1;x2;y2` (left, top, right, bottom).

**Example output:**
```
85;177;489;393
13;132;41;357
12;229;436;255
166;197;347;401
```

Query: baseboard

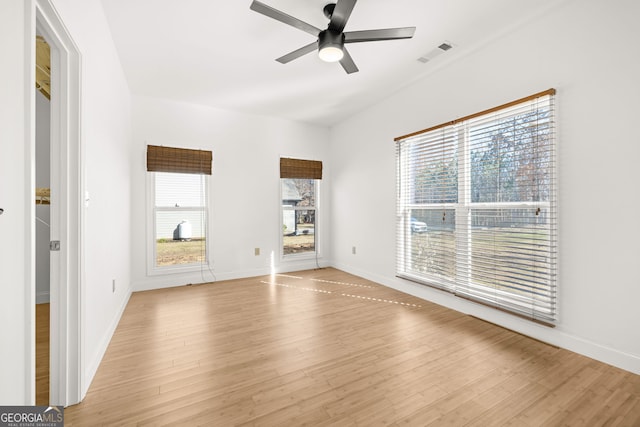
36;291;50;304
132;260;331;292
82;285;132;397
332;261;640;375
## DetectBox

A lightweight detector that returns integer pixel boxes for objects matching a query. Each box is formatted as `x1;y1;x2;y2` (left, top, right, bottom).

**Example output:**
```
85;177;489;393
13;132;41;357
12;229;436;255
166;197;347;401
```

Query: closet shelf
36;188;50;205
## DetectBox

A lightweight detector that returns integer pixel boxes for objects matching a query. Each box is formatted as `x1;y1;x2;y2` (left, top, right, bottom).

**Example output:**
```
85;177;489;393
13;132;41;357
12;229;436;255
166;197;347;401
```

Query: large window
280;158;322;258
146;145;211;273
396;90;556;324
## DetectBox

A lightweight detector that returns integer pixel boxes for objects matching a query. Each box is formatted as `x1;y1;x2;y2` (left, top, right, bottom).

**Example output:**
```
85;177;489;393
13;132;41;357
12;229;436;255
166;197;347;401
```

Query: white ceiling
100;0;562;126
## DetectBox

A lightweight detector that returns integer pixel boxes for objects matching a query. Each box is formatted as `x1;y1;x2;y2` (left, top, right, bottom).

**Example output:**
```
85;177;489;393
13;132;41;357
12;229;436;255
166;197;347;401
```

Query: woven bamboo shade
147;145;212;175
280;158;322;180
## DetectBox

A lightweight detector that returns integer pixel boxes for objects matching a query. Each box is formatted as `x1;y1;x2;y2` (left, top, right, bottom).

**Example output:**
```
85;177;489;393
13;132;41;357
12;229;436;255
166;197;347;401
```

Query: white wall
131;96;331;291
0;0;36;405
330;0;640;374
48;0;134;394
36;90;51;304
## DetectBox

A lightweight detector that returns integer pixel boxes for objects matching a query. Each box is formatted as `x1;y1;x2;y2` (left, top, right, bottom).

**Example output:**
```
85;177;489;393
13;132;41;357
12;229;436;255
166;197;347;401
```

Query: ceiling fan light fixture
319;46;343;62
318;30;344;62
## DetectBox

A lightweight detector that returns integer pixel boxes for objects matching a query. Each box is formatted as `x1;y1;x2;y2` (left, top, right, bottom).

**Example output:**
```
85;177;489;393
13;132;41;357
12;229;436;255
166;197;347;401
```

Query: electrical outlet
255;247;260;256
352;246;356;255
112;279;116;293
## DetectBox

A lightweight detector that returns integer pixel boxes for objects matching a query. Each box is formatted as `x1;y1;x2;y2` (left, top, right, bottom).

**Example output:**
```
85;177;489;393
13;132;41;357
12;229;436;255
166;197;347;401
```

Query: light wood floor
65;268;640;426
36;302;49;406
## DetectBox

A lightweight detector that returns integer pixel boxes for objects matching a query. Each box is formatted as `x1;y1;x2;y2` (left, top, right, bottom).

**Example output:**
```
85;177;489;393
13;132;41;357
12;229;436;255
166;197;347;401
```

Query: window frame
146;171;210;276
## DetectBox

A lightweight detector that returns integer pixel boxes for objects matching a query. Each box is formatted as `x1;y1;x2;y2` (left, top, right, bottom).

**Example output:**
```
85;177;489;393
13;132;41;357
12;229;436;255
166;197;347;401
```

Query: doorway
34;31;51;405
34;0;83;407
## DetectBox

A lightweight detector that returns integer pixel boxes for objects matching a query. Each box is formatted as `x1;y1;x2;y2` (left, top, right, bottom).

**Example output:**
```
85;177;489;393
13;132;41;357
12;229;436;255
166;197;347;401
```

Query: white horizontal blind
396;90;557;324
396;126;458;291
155;172;206;208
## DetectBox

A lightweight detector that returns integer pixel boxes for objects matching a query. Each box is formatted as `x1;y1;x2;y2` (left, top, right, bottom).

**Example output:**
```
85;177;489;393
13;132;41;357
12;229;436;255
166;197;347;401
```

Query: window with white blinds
146;145;211;273
395;90;557;324
151;172;208;270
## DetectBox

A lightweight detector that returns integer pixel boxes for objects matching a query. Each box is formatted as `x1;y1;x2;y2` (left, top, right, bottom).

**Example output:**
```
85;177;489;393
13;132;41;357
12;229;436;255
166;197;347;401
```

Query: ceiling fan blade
328;0;357;33
339;47;359;74
276;42;318;64
344;27;416;43
250;1;321;37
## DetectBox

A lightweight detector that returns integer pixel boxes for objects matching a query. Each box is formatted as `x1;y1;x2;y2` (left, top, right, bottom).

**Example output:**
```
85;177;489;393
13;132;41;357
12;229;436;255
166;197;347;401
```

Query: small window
151;172;208;270
145;144;212;275
281;178;317;256
279;157;322;258
152;172;208;269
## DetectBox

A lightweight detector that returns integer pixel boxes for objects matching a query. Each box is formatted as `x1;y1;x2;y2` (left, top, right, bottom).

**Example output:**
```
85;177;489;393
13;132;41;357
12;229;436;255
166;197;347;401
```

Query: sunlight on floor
261;275;422;308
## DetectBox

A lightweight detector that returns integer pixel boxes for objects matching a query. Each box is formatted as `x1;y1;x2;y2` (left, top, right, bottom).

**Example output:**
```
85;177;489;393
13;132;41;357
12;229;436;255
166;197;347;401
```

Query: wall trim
36;292;50;305
132;260;331;292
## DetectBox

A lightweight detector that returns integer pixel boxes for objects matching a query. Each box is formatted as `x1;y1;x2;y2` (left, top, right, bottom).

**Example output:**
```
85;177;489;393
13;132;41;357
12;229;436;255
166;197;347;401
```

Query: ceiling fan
249;0;416;74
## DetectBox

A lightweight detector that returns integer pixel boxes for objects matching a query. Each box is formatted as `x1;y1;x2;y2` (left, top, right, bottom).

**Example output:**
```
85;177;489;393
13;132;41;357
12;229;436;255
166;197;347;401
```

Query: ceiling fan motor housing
319;29;344;51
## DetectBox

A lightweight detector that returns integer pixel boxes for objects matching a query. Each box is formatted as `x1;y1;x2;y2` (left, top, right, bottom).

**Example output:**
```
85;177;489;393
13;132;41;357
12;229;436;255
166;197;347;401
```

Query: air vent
417;40;454;63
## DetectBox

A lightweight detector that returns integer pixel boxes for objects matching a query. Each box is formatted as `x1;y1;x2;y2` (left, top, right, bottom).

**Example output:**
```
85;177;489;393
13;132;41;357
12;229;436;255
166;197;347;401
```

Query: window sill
147;263;212;277
282;252;319;261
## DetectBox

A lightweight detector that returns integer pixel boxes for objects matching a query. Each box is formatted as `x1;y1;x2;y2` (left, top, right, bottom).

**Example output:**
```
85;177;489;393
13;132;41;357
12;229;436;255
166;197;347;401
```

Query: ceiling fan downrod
323;3;336;20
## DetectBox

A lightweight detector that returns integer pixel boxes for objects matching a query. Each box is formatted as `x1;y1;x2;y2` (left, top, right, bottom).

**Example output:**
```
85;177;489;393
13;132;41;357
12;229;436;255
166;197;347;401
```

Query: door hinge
50;240;60;251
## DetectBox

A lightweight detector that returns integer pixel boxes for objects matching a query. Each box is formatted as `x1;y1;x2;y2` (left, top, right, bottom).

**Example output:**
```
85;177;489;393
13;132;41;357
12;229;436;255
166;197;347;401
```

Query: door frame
34;0;83;406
